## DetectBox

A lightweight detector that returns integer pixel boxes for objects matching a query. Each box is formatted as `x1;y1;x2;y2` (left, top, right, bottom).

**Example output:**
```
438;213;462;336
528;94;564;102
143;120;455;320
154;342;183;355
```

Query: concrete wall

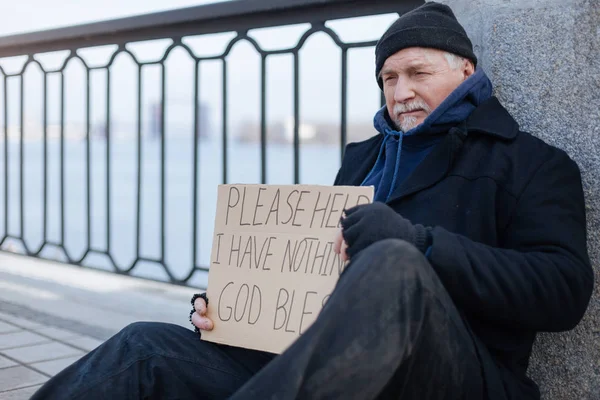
431;0;599;398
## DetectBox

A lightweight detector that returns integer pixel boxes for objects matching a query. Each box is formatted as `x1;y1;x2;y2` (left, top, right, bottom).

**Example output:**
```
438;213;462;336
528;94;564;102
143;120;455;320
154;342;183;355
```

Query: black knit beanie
375;2;477;88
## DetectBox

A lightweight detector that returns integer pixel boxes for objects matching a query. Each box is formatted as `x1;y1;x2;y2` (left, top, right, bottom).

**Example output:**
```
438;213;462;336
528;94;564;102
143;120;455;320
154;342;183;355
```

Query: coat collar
341;96;520;203
465;97;519;140
385;123;467;203
385;97;519;203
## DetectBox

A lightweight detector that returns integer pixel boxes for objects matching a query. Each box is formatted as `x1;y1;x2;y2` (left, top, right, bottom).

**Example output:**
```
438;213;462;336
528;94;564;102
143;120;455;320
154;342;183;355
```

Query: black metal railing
0;0;422;286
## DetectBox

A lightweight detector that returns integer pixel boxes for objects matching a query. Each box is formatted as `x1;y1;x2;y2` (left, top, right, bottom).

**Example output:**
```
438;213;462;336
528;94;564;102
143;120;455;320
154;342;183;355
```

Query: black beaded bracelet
190;292;209;307
189;308;200;335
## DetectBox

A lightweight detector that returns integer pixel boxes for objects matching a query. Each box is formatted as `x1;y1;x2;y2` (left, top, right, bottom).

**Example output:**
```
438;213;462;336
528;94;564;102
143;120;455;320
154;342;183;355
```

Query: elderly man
32;2;592;400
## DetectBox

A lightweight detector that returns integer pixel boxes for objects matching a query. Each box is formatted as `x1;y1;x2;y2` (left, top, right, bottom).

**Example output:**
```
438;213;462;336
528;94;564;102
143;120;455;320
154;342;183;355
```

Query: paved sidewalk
0;310;103;399
0;252;202;399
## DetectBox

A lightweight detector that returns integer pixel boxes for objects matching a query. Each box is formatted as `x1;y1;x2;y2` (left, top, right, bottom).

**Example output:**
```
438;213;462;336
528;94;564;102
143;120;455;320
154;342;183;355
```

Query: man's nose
393;77;415;104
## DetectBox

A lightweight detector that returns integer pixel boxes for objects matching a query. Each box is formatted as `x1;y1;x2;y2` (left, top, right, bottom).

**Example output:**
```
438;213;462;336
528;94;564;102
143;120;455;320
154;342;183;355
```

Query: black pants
31;239;500;399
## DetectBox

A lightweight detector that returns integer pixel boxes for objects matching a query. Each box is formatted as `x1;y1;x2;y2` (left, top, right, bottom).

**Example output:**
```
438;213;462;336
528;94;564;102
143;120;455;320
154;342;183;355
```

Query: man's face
380;47;474;132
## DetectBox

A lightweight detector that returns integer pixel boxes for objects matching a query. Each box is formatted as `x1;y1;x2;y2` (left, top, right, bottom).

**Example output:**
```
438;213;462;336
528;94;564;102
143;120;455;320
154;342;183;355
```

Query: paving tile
0;331;50;350
0;384;44;400
31;355;81;376
0;313;44;330
67;335;104;351
33;326;79;341
0;321;21;334
0;366;47;392
3;342;84;364
0;355;18;369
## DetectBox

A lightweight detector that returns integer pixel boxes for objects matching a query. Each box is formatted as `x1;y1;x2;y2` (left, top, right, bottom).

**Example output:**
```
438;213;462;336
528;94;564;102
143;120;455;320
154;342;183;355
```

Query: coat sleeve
333;167;342;185
428;151;594;332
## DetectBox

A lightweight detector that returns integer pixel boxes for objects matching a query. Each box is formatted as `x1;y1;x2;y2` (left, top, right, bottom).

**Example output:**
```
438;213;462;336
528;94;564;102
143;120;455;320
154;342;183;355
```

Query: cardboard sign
202;184;374;354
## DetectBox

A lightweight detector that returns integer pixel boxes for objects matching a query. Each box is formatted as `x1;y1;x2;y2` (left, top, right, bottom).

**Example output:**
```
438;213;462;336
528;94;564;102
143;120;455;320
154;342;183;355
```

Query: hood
363;68;494;202
373;67;494;137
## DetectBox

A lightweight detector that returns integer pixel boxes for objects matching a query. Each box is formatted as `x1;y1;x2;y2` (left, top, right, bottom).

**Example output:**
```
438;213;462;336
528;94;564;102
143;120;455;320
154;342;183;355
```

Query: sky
0;0;230;35
0;0;398;139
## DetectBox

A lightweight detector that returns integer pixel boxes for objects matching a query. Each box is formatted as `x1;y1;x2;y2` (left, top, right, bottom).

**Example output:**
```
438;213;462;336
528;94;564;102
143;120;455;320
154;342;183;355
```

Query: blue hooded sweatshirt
362;68;494;202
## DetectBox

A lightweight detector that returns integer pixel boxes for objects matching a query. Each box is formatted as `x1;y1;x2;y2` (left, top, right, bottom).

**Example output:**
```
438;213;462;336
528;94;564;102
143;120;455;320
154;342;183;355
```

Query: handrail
0;0;421;58
0;0;422;286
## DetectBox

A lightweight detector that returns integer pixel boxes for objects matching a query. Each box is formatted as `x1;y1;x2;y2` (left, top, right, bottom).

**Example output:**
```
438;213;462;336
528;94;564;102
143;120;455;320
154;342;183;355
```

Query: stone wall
431;0;600;398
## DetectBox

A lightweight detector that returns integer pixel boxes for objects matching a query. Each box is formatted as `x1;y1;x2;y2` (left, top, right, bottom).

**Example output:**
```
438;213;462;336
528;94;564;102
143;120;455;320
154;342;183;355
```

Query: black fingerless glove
189;292;209;338
340;202;431;259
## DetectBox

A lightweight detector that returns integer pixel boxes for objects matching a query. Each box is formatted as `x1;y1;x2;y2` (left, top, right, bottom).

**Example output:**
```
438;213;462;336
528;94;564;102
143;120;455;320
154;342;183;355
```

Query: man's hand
190;294;214;334
340;202;431;259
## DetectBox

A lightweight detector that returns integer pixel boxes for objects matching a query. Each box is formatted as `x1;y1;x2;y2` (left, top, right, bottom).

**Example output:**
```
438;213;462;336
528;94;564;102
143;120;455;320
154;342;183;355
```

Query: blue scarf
362;68;494;202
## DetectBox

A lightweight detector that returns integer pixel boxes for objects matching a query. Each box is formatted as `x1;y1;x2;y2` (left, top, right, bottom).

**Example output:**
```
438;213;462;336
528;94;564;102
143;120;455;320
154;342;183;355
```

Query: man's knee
116;321;177;347
362;238;424;260
338;238;446;303
350;238;431;278
119;321;162;335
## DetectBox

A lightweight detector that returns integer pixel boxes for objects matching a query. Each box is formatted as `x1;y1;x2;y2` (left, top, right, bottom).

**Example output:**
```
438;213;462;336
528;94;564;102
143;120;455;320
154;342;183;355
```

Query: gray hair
377;50;470;82
444;52;468;70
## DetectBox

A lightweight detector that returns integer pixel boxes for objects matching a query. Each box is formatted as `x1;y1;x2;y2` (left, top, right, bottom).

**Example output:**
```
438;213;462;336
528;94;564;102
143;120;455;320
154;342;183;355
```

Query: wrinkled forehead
380;47;448;73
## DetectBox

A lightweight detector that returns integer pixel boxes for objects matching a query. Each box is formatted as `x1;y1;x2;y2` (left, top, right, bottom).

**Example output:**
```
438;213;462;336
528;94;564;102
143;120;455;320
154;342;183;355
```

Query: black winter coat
333;97;594;399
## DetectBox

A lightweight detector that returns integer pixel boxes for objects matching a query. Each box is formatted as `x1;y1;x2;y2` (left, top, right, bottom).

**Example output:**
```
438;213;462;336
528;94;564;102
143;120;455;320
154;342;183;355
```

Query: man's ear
463;60;476;80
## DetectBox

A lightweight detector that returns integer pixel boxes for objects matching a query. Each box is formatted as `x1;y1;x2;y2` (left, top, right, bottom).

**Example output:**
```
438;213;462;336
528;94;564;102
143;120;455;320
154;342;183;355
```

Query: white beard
392;99;431;132
395;115;419;132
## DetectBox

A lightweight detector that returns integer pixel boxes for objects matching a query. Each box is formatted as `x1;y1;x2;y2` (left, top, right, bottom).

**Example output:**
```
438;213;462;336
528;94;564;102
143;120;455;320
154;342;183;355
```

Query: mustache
393;100;431;116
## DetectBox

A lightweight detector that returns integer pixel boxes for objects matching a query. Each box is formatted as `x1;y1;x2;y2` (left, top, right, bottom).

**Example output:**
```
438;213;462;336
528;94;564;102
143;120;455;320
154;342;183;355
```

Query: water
0;136;343;287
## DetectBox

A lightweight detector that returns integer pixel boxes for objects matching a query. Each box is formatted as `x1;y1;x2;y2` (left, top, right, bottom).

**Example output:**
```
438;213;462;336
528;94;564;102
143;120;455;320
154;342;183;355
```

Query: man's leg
30;322;275;400
231;238;494;400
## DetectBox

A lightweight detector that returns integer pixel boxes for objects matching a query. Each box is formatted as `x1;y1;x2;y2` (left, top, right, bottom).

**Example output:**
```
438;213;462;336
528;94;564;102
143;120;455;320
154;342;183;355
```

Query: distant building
150;101;211;139
234;119;375;145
